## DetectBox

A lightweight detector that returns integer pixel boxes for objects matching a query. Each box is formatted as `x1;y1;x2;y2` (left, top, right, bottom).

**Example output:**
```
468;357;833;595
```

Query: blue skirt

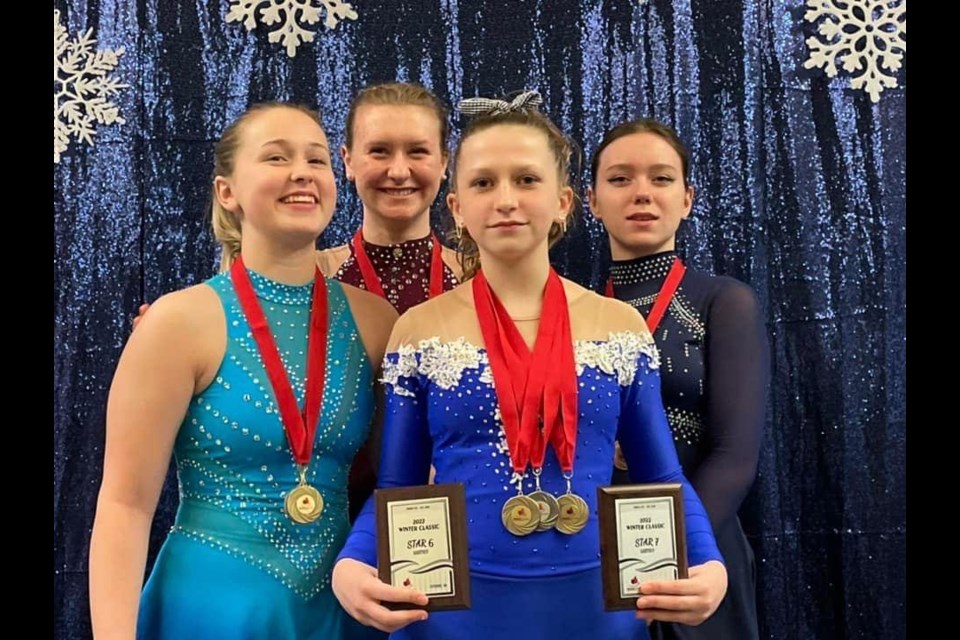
390;566;650;640
138;532;384;640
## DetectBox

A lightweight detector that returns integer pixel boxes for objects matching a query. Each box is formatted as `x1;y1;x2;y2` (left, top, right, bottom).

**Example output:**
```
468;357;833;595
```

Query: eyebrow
604;162;678;173
261;139;329;151
364;139;433;147
466;163;545;173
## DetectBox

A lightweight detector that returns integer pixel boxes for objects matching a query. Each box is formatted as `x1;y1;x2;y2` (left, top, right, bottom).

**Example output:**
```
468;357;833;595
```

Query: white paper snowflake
54;10;128;164
226;0;359;58
803;0;906;103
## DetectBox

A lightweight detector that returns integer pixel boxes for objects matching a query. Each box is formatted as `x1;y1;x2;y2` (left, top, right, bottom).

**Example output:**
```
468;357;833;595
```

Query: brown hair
211;102;325;271
589;118;691;187
450;105;578;280
344;82;449;154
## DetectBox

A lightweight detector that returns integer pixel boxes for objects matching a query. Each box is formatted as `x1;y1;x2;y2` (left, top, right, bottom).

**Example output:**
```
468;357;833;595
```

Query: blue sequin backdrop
53;1;906;638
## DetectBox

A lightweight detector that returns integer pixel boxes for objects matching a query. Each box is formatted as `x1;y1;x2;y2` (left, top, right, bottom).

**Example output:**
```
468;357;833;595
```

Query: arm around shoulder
341;284;399;371
316;245;351;278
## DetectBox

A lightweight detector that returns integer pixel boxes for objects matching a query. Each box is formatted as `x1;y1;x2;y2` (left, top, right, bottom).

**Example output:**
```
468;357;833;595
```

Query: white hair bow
457;90;543;117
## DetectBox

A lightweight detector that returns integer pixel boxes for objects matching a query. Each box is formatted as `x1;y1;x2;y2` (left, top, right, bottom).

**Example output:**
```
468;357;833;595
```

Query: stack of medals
501;449;590;536
501;476;588;536
231;256;327;525
473;268;589;537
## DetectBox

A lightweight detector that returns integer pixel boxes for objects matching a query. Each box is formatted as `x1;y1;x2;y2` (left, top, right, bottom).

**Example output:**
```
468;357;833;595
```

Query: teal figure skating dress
137;269;383;640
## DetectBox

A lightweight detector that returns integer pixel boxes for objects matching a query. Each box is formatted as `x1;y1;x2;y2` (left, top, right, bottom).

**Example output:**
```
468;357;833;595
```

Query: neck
361;210;432;245
238;238;317;285
609;237;676;261
479;250;552;319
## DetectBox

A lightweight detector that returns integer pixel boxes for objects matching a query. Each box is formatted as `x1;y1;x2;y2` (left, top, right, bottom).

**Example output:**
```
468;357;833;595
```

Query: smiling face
589;130;693;260
214;106;336;250
341;104;448;230
447;123;573;266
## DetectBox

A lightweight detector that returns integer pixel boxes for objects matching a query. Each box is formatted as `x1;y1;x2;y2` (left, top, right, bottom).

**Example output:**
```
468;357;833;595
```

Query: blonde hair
450;106;578;280
210;102;325;271
344;82;449;154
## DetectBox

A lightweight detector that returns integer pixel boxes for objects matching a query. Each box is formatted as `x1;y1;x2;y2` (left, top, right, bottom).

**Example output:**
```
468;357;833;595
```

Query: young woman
330;93;728;639
590;119;769;640
316;82;462;312
89;102;396;639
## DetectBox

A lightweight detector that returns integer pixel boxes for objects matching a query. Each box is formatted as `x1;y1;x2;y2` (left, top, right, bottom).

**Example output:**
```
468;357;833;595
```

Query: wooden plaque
597;483;689;611
375;483;471;611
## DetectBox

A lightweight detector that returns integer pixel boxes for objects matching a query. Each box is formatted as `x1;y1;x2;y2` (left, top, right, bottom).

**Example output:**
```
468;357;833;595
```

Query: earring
558;217;567;234
455;223;463;241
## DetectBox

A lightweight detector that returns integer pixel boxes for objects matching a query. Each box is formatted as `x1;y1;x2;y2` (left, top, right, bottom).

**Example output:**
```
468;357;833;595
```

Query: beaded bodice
611;251;707;448
171;270;374;598
333;235;459;313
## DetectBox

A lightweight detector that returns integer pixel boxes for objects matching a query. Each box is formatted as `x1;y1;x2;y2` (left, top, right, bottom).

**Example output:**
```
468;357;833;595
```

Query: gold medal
501;494;541;536
555;493;589;535
529;490;560;531
285;483;324;524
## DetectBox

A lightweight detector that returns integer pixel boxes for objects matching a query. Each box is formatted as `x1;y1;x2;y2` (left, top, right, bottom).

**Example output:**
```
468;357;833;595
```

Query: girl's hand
332;558;431;633
635;560;728;625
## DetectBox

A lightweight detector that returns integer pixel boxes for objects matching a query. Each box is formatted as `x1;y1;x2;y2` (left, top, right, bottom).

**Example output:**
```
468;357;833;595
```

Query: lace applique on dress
383;332;659;392
574;331;660;385
381;344;419;397
418;337;490;389
383;337;493;392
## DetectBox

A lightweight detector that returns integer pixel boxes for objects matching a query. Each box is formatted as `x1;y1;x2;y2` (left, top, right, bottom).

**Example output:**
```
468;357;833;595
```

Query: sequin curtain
53;1;906;638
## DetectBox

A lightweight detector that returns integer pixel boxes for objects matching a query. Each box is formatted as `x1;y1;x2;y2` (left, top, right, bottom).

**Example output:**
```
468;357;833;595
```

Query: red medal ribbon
473;269;579;475
230;256;328;465
604;257;686;334
546;297;579;474
351;229;445;300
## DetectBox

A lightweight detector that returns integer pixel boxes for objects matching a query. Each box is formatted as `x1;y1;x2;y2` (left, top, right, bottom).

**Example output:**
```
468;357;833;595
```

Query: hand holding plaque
375;483;471;611
597;483;689;611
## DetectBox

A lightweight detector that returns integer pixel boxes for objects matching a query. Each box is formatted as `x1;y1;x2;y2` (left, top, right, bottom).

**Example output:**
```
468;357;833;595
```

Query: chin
618;233;669;251
375;206;429;223
282;217;330;236
478;241;539;262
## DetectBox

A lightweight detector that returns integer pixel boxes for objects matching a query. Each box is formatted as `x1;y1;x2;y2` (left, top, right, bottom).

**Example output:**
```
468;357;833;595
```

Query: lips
379;187;418;196
489;221;526;228
280;192;318;204
627;212;657;221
